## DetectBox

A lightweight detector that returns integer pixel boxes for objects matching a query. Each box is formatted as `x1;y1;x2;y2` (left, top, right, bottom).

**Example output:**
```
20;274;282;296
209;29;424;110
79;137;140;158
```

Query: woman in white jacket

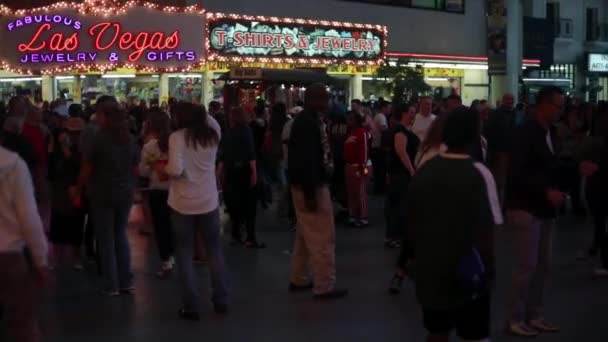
164;102;227;320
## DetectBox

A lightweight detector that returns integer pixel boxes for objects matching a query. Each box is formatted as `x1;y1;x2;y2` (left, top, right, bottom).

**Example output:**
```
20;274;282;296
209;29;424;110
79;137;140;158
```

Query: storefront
586;53;608;102
205;12;387;108
0;0;206;105
0;0;387;108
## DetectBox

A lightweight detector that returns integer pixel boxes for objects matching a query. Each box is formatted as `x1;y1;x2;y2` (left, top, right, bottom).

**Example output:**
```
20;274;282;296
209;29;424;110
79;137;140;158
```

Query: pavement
4;194;608;342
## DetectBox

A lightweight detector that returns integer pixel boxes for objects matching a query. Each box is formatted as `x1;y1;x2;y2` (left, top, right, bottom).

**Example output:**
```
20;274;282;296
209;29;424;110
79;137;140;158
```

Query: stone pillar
489;0;522;106
349;74;363;102
201;70;214;107
41;75;53;102
72;76;82;104
159;73;169;105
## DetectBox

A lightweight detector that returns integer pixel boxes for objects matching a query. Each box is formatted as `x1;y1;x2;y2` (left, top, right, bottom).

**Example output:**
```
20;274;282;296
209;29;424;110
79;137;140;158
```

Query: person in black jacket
580;113;608;276
505;86;566;337
287;83;347;300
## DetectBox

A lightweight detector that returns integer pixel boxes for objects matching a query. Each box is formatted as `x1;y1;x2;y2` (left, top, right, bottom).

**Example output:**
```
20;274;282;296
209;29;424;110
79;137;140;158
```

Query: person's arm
165;132;184;177
13;158;48;268
394;132;415;176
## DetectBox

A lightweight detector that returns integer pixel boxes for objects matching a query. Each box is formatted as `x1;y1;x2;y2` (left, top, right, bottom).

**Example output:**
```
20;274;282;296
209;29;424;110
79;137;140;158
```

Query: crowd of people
0;83;607;341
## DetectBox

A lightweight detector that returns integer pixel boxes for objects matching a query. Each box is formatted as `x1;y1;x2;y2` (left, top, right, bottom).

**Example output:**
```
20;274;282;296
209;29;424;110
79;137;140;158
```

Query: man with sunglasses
505;86;566;337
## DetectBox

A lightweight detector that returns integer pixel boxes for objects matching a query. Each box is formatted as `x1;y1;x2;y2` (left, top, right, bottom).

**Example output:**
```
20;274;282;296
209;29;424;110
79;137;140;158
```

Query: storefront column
350;74;363;101
159;73;169;105
490;0;522;106
201;70;214;107
72;76;82;104
42;75;54;102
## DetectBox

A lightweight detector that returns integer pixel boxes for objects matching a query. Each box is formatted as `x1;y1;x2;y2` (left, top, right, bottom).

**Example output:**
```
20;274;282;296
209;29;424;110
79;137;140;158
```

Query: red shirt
343;127;368;165
21;123;47;170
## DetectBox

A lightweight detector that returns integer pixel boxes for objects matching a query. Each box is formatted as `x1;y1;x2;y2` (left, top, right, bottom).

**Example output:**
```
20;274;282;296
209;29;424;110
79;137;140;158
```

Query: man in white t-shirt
411;96;436;143
371;101;390;194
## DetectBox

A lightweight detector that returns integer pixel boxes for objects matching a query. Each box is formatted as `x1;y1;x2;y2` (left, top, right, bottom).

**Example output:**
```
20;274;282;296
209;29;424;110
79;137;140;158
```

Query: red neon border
386;52;541;64
205;12;388;66
0;0;206;75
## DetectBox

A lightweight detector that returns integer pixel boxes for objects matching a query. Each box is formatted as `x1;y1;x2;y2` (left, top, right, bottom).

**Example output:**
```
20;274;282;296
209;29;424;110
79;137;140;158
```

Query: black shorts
422;294;490;340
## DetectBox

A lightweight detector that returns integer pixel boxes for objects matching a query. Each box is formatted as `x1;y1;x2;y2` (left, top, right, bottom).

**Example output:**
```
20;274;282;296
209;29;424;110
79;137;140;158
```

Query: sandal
245;241;267;249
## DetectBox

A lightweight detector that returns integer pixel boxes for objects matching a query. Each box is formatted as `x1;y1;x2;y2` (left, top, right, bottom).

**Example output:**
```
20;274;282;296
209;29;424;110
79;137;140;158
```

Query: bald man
287;83;348;300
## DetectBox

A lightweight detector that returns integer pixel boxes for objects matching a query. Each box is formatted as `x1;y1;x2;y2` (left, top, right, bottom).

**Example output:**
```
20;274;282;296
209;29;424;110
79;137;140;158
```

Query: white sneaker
593;268;608;277
507;322;539;337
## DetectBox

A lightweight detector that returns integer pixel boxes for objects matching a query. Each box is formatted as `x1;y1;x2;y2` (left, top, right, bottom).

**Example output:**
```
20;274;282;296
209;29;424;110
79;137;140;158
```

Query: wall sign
486;0;507;75
207;13;387;65
0;1;206;74
589;53;608;73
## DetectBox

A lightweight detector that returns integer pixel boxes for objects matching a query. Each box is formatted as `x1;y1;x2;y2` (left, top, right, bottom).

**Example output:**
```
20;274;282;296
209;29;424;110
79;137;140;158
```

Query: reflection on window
342;0;464;13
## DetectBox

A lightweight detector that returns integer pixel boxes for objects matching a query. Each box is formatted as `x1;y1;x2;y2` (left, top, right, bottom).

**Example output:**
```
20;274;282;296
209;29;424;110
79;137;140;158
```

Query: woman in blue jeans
76;95;139;296
163;101;228;320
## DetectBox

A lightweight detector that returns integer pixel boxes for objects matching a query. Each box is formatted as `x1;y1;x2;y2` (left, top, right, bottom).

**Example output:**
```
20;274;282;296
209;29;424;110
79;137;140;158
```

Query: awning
220;68;335;83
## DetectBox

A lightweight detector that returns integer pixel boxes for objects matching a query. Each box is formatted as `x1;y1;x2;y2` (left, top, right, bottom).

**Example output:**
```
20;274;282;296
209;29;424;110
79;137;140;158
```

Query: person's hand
546;189;566;208
580;161;599;177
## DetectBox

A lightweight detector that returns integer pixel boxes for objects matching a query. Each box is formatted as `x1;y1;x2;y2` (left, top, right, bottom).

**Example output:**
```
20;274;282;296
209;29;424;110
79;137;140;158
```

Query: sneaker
593;268;608;277
507;322;540;337
157;261;174;278
529;319;560;333
288;282;313;292
101;289;120;297
388;273;405;295
313;288;348;300
119;286;135;295
358;219;370;227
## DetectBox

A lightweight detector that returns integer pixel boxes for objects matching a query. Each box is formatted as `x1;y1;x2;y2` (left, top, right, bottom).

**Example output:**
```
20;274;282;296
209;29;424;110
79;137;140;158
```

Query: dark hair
296;100;304;107
271;103;288;138
68;103;83;118
391;103;412;122
420;113;447;153
147;108;171;153
229;106;249;128
349;111;365;127
209;101;221;113
442;106;480;150
351;99;362;105
536;86;564;105
379;100;391;111
175;101;219;149
254;99;266;118
98;97;130;144
479;100;488;105
7;95;26;116
447;94;462;103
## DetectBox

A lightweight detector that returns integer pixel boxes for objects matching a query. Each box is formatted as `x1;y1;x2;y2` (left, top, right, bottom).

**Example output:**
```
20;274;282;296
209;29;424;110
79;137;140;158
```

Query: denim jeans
507;210;554;323
92;200;133;291
171;208;228;312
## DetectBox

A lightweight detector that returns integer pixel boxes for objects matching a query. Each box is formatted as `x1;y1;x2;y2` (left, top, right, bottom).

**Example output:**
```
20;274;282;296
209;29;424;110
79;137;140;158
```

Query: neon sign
0;3;205;73
207;14;387;65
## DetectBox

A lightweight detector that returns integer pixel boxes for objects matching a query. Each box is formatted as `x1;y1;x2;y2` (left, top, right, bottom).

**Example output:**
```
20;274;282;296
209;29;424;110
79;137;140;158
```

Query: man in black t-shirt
407;107;502;342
